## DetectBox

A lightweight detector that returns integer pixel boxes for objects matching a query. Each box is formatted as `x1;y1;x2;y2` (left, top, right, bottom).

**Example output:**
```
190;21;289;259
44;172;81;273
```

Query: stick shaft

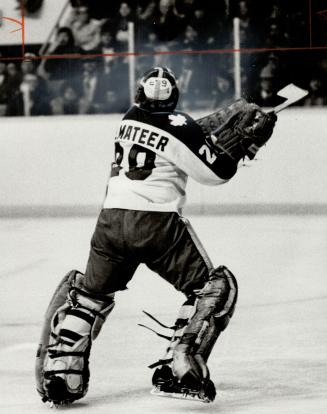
273;100;295;113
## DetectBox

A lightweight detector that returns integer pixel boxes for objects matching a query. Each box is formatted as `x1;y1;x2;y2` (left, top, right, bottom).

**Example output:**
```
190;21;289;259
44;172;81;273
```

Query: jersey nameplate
116;122;169;152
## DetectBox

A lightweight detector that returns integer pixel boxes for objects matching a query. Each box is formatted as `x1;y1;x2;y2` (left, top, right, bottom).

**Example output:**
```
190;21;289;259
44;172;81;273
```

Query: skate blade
48;401;59;409
150;387;212;403
47;400;72;408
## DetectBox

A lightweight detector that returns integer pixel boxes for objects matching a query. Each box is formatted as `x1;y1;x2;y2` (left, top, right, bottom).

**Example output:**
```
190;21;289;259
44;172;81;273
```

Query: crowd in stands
0;0;326;116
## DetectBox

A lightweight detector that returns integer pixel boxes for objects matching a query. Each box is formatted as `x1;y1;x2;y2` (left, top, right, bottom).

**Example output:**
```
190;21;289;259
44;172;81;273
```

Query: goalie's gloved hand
212;103;278;162
242;108;277;159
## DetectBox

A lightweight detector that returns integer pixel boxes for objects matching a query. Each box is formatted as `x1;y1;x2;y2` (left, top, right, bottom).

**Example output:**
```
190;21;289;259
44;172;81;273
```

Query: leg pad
172;266;238;384
35;270;114;404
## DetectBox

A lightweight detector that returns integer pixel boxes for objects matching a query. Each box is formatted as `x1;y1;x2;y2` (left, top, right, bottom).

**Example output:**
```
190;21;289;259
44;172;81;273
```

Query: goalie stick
196;83;309;140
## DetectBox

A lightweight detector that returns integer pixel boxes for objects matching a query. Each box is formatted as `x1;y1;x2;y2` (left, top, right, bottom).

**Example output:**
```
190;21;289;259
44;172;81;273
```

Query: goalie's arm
169;120;240;185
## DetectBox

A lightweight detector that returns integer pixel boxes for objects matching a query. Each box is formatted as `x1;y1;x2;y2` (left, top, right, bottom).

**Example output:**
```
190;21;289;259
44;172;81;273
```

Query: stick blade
277;83;308;104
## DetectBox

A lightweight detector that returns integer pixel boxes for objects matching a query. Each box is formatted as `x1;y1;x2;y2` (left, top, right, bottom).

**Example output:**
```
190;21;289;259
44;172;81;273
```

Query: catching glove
211;103;277;162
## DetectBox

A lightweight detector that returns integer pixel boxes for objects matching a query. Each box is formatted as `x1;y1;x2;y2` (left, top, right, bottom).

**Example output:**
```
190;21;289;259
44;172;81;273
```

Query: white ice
0;215;327;413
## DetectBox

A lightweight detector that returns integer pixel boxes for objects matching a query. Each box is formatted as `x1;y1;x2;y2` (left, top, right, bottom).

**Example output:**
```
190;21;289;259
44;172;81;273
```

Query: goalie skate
151;365;216;403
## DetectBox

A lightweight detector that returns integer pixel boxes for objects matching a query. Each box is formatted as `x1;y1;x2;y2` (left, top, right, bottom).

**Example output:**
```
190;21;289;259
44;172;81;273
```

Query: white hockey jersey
103;105;229;212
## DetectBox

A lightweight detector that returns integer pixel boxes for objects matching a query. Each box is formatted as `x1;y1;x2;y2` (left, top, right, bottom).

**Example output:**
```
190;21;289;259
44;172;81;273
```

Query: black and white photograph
0;1;326;413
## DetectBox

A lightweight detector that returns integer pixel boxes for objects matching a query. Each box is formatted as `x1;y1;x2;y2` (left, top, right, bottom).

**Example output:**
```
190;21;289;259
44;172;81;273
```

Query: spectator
182;25;200;50
190;1;230;47
152;44;172;68
135;1;156;43
6;53;50;116
177;54;204;110
75;57;107;114
112;2;135;51
267;1;282;20
110;54;131;110
247;51;287;97
263;19;290;48
96;23;118;75
21;53;38;76
69;6;101;52
189;6;213;45
0;60;10;115
174;0;196;20
266;52;282;72
21;52;50;92
211;72;234;108
93;23;130;113
70;0;121;21
7;73;51;116
137;0;156;21
6;63;22;92
151;0;186;43
285;5;308;47
50;81;80;115
238;2;251;29
302;76;327;106
235;0;259;48
142;30;159;54
40;27;82;82
250;64;284;107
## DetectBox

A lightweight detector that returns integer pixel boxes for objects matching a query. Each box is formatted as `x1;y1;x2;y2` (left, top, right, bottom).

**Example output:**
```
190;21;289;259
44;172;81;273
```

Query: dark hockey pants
83;209;212;296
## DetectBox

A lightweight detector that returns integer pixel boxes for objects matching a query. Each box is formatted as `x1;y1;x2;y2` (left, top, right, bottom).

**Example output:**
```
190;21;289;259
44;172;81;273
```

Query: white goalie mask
142;76;173;101
135;66;179;112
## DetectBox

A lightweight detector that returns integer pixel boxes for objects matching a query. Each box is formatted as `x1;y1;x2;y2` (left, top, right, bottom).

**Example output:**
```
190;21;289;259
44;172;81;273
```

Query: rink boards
1;108;327;217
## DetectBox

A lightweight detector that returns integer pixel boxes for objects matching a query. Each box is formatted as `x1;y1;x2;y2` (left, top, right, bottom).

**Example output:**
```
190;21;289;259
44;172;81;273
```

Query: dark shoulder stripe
124;106;206;150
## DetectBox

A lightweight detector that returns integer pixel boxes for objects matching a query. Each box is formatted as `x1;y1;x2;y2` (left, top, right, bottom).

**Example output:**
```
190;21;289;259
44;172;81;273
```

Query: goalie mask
135;67;179;112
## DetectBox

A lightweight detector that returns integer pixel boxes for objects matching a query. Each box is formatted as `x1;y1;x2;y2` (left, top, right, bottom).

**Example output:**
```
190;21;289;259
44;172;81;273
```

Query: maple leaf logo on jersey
169;114;187;126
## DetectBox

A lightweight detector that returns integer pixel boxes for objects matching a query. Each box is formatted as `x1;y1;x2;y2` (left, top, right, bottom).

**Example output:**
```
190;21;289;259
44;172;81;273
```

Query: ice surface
0;215;326;413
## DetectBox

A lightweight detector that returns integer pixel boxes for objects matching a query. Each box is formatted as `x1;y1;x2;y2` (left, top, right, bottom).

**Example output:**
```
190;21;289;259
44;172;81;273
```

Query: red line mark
1;46;327;62
20;0;25;56
1;16;23;27
39;45;327;59
0;1;25;56
317;9;327;19
10;28;23;34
